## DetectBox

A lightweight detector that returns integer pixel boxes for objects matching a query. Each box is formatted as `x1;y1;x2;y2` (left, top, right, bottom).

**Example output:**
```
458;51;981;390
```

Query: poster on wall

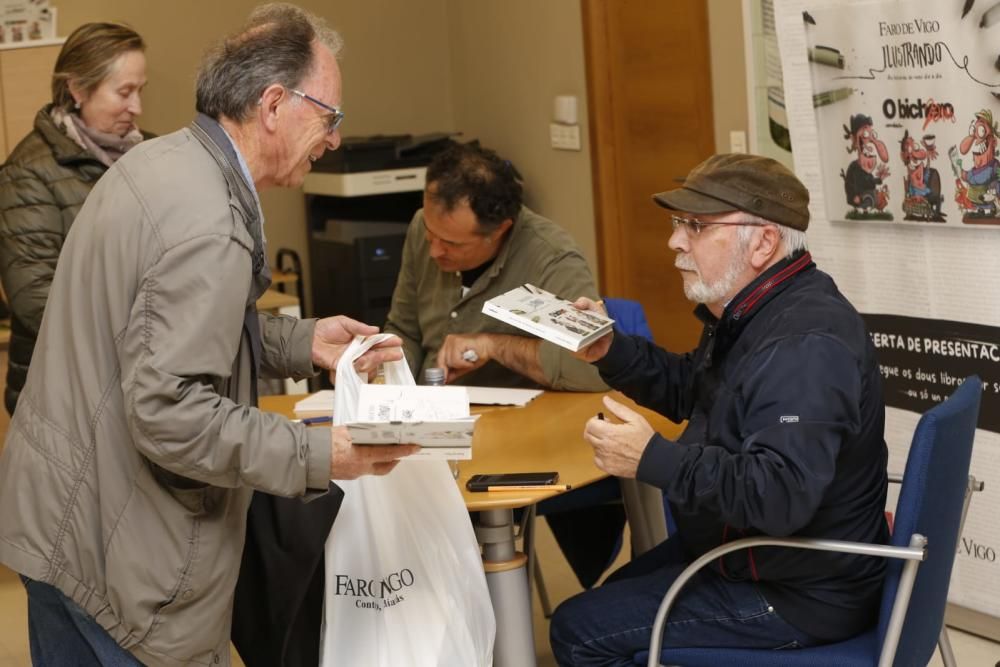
0;0;55;45
804;0;999;226
774;0;1000;628
743;0;796;169
865;314;1000;433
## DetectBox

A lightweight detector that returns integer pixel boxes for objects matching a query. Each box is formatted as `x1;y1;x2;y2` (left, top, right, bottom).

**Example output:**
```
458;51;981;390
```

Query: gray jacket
0;118;333;666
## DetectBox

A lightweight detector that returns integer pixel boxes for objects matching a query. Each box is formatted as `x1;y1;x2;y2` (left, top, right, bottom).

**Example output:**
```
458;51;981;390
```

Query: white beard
675;245;749;305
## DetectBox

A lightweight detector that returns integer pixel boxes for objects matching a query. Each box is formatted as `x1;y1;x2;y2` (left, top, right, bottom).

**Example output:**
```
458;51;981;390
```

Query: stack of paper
464;386;542;406
293;390;334;418
347;384;478;460
482;284;613;352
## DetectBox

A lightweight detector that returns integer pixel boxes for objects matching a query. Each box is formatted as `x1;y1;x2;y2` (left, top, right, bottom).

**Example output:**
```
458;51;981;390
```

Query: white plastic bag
320;335;495;667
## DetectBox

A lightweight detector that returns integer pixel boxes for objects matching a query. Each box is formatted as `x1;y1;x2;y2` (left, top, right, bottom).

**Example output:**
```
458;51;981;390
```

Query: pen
487;484;572;492
813;87;853;108
809;46;845;69
295;416;333;425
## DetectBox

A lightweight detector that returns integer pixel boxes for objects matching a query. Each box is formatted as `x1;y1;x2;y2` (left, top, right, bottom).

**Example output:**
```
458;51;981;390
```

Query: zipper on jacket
703;325;716;367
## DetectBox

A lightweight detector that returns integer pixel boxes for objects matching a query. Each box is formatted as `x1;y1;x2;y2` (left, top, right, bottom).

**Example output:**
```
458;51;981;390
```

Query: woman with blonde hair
0;22;148;416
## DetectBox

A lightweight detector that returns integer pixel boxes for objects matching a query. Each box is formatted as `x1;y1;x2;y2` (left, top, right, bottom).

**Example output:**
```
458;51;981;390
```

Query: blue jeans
21;576;144;666
549;538;818;666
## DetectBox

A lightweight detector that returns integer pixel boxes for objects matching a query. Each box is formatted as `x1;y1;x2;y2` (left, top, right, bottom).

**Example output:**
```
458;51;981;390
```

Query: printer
303;133;455;326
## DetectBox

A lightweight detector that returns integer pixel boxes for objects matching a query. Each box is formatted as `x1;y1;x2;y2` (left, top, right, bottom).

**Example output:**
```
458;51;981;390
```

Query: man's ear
749;224;782;270
491;218;514;242
257;84;287;132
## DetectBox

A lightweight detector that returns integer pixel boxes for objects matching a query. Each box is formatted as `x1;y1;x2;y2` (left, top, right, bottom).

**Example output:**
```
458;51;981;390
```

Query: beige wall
56;0;746;312
443;0;748;282
444;0;598;276
708;0;750;154
59;1;455;308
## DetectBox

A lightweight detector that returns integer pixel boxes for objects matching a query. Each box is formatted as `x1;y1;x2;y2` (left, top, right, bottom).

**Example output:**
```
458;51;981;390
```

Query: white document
293;389;335;416
482;284;613;352
464;386;543;406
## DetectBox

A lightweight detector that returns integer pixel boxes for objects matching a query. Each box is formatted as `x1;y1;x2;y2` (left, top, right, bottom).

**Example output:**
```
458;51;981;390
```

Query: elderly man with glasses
549;153;891;664
0;5;417;667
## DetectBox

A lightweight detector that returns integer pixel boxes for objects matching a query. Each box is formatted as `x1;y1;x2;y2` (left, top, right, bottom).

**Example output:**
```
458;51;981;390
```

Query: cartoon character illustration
900;130;944;222
949;109;1000;221
840;114;892;219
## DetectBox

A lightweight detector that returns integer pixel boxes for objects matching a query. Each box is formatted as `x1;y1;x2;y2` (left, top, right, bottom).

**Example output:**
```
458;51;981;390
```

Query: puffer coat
0;105;108;414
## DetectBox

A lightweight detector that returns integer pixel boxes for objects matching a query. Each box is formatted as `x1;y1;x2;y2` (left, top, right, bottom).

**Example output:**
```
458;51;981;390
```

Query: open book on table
482;283;614;352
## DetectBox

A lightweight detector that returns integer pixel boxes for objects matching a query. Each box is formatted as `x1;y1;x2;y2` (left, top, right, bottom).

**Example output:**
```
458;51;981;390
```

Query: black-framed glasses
289;88;344;134
670;214;767;236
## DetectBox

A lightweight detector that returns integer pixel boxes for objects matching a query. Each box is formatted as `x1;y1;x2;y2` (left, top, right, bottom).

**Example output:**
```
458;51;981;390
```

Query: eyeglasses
289;88;344;134
670;214;767;236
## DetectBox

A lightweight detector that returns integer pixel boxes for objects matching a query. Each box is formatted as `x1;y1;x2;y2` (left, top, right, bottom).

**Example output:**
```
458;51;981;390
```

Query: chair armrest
646;534;927;667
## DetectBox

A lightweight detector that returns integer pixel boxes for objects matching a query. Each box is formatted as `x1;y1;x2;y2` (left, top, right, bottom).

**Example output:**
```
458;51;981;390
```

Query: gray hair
736;213;808;254
195;3;343;121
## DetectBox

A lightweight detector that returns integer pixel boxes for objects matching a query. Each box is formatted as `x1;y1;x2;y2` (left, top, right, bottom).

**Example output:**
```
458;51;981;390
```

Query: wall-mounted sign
0;0;55;45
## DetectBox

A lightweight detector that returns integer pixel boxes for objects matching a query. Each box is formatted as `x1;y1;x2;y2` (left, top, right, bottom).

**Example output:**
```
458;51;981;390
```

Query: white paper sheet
293;389;334;416
464;386;543;406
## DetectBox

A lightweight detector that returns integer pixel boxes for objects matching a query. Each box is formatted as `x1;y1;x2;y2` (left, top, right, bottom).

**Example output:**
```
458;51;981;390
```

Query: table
260;390;684;666
255;289;299;313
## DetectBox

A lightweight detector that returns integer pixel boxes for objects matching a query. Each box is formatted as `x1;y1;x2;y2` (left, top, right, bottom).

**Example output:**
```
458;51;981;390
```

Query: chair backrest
877;375;982;665
603;297;654;342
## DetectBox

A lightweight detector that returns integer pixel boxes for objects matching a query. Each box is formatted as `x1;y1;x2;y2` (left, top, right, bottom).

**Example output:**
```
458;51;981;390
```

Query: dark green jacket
385;205;608;391
0;106;107;414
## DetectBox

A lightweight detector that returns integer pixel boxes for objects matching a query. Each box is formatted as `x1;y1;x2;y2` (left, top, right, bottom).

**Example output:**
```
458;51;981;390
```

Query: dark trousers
549;538;818;666
21;576;143;666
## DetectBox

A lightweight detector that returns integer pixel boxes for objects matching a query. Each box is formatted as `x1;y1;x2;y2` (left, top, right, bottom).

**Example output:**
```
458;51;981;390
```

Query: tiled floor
0;343;998;665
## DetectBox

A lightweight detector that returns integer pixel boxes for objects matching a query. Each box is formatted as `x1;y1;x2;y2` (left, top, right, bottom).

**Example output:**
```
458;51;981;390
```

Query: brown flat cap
653;153;810;231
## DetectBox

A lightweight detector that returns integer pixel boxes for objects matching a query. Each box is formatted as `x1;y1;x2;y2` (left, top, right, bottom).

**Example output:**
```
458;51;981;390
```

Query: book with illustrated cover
482;284;614;352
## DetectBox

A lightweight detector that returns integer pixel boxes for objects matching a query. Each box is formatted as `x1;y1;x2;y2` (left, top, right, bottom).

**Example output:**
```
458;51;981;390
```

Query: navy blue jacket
596;252;889;641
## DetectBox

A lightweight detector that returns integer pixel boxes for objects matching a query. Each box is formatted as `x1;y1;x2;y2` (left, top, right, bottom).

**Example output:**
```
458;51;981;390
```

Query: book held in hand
482;284;614;352
347;384;478;460
293;385;478;459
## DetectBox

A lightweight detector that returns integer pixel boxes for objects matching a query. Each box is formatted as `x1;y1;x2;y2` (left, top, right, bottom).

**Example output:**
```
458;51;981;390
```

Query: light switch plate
550;123;582;151
729;130;747;154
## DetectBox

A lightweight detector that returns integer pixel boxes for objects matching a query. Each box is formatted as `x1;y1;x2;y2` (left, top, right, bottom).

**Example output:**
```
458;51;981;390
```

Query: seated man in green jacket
385;142;620;588
385;141;607;392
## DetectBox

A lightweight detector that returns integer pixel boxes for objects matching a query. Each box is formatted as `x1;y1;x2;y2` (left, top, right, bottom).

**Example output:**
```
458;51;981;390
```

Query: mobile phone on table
466;472;559;492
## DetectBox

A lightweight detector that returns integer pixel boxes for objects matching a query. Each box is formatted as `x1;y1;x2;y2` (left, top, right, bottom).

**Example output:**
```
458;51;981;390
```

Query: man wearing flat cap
549;153;890;662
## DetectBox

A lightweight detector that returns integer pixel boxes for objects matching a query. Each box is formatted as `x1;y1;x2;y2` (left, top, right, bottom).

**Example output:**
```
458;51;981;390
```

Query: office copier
302;133;453;325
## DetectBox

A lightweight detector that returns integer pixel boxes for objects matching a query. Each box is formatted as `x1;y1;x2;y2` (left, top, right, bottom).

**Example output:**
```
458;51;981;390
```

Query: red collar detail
731;252;813;320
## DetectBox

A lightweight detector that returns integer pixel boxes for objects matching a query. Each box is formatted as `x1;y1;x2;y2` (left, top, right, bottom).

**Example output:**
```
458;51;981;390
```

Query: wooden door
582;1;716;351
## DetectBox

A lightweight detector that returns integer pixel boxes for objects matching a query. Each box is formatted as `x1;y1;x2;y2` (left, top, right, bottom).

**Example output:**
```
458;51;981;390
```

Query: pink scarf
51;107;143;167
